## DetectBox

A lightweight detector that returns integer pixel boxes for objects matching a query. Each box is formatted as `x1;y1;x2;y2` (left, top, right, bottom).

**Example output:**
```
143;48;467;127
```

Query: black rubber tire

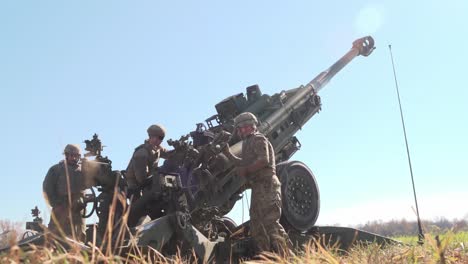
82;187;97;218
278;161;320;232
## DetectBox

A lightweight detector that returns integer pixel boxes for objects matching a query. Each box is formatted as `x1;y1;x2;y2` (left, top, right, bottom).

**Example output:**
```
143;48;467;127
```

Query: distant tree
357;218;468;237
453;219;468;232
0;219;23;248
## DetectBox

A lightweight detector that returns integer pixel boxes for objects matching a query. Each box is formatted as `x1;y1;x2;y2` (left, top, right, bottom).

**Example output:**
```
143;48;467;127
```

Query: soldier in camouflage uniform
126;124;173;227
223;112;290;254
43;144;86;241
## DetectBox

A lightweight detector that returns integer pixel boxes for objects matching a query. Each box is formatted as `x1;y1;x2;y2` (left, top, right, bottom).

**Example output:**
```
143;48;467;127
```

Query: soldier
126;124;173;227
43;144;86;241
223;112;291;255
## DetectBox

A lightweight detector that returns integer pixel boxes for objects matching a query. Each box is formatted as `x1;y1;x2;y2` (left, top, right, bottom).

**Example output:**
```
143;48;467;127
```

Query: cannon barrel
260;36;374;135
310;36;375;92
229;36;375;155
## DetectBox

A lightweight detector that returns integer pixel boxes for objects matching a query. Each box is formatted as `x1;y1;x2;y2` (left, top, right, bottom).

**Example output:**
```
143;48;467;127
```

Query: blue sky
1;1;467;227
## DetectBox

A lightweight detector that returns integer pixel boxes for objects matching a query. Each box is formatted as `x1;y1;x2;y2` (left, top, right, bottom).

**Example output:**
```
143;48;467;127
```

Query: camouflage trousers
249;174;290;254
48;204;86;241
128;191;165;227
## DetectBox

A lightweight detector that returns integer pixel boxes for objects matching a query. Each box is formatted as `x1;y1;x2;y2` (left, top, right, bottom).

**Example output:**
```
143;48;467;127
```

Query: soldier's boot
270;232;294;258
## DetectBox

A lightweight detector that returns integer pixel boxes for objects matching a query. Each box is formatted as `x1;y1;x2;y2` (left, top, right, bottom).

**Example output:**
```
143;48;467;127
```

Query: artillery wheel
219;216;237;233
21;230;38;240
278;161;320;232
82;187;97;218
212;216;237;239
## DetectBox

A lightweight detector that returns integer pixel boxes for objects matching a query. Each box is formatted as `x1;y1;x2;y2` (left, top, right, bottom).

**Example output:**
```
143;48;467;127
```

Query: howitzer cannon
164;36;375;233
3;37;400;262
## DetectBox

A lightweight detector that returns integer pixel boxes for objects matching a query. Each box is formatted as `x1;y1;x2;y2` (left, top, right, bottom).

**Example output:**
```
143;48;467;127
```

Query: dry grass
3;184;467;263
1;230;467;263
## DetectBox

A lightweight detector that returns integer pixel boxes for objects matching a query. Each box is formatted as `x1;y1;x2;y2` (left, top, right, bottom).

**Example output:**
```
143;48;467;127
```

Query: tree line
357;218;468;237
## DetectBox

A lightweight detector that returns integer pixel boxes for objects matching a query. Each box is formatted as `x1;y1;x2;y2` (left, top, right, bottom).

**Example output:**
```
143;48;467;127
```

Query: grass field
2;231;467;263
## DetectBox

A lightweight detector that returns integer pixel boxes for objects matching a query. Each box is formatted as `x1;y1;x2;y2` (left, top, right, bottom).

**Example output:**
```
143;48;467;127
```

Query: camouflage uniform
126;140;171;227
226;131;289;253
126;141;170;190
43;159;86;240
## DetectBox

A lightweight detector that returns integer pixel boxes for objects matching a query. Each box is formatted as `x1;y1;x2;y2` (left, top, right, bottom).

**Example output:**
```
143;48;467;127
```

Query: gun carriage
165;36;375;232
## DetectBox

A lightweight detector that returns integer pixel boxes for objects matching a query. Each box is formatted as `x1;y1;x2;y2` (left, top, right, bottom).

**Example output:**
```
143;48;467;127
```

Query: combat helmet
147;124;166;138
234;112;258;128
63;144;81;155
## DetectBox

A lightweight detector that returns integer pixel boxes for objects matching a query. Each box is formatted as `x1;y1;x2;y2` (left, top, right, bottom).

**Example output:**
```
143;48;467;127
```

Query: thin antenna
388;44;424;245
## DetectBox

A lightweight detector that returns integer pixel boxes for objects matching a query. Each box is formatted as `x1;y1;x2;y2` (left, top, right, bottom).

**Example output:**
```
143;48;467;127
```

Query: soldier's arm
159;146;175;159
222;145;242;165
132;148;149;185
243;136;269;174
43;166;59;207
